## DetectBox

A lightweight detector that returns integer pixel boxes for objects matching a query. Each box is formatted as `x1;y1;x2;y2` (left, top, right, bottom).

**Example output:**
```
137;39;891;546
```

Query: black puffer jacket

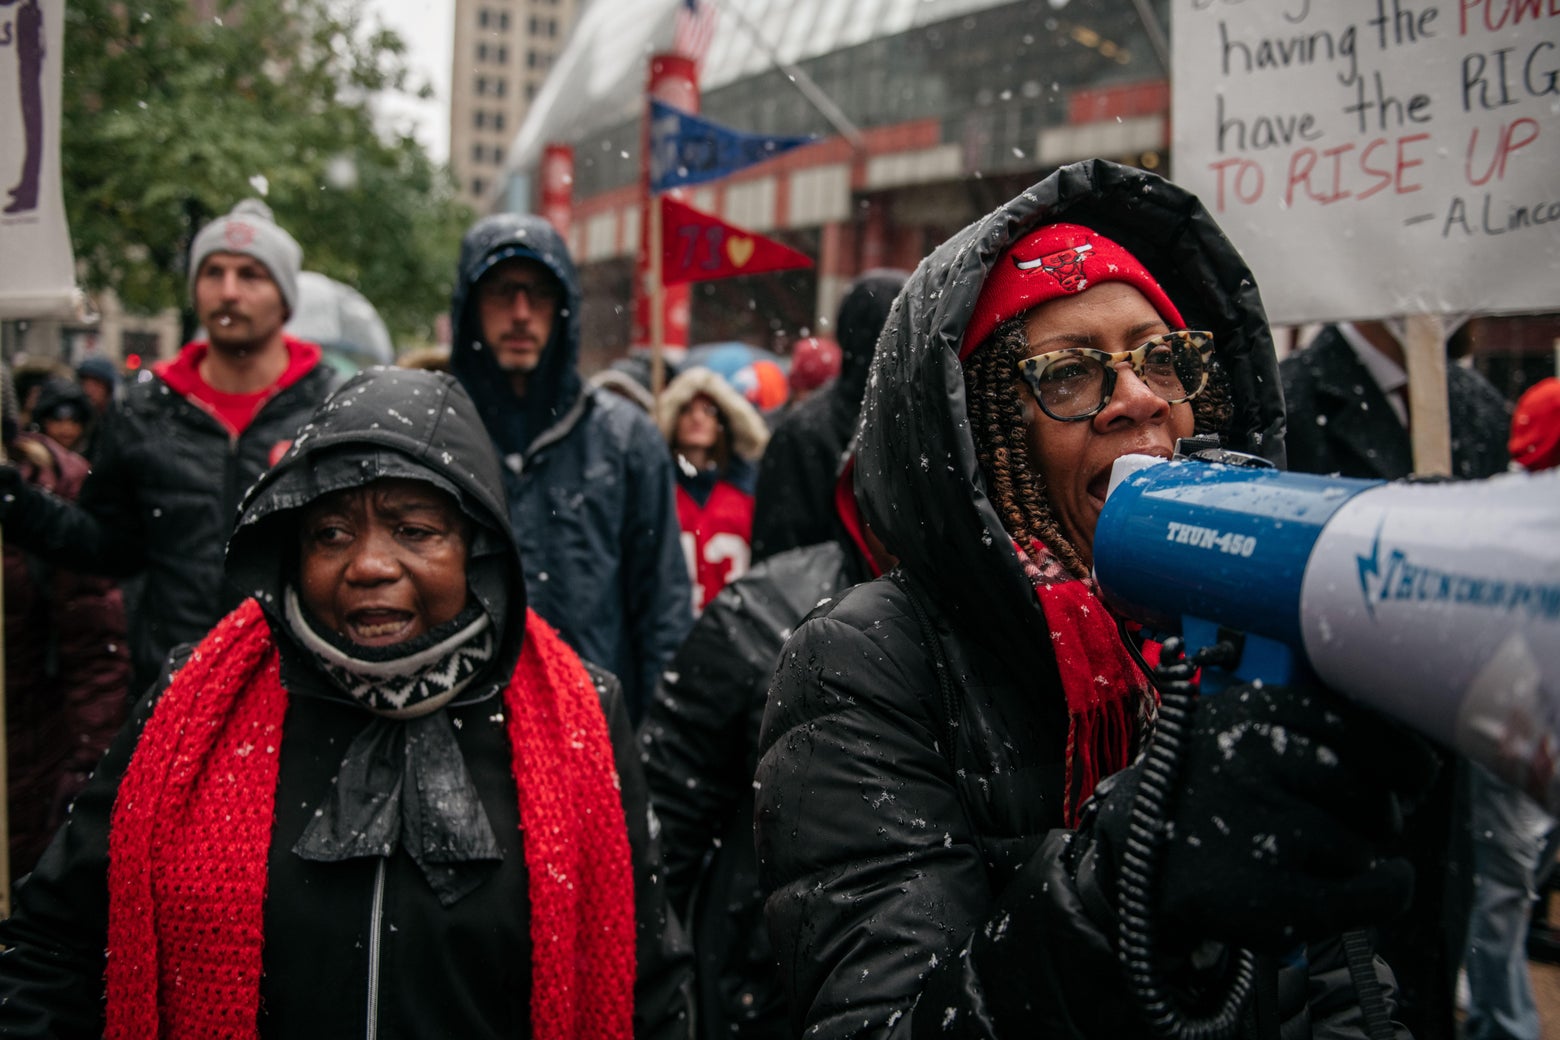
0;368;694;1039
0;345;336;691
753;160;1403;1039
641;537;871;1039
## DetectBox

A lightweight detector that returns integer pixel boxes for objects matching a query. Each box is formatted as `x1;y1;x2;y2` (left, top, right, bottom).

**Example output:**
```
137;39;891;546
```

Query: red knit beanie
789;336;842;394
961;223;1184;359
1509;377;1560;472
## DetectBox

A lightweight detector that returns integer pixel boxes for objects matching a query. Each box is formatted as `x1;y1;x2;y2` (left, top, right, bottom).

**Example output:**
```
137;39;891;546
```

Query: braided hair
964;316;1233;579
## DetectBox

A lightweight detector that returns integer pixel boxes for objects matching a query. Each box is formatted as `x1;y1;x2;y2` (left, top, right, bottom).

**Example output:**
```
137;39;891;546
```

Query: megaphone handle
1115;631;1257;1040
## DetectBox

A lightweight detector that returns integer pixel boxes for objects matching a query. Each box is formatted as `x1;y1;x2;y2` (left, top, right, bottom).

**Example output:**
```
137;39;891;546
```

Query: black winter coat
753;160;1405;1039
0;648;692;1039
641;539;870;1039
0;368;694;1039
749;387;854;561
0;346;336;690
1281;325;1512;481
750;270;906;562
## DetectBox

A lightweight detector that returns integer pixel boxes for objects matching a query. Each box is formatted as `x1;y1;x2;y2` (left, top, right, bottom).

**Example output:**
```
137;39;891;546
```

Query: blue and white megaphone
1094;449;1560;813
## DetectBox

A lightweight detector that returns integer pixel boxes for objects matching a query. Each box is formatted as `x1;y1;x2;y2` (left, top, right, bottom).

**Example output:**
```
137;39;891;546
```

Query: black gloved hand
1091;680;1439;954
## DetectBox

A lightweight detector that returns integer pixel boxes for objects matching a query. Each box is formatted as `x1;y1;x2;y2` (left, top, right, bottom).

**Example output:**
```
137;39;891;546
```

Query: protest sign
1171;0;1559;326
0;0;80;319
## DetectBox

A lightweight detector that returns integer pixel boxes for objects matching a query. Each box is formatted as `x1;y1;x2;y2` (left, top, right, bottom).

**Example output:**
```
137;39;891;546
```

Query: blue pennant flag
649;100;816;193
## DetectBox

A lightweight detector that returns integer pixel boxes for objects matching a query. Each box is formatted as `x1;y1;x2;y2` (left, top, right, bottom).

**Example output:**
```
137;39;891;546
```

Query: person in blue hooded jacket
449;214;693;721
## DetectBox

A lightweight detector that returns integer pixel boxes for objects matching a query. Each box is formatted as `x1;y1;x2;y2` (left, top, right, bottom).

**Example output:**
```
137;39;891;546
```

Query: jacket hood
855;159;1286;649
587;367;657;415
76;355;121;390
226;367;527;670
30;377;93;426
656;366;771;462
834;269;909;408
449;214;584;455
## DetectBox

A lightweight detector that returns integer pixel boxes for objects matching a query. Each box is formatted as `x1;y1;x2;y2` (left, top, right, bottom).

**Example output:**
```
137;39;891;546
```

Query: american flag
673;0;719;70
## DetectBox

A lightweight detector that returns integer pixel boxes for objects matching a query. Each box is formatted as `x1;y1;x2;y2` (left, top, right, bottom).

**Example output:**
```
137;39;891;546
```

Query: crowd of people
0;157;1555;1039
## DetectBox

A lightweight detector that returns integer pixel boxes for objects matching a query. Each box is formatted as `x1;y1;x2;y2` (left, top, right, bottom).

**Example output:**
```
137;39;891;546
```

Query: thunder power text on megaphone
1093;448;1560;813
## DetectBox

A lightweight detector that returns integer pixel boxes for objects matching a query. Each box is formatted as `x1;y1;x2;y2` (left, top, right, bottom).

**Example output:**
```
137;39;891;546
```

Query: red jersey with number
675;481;755;614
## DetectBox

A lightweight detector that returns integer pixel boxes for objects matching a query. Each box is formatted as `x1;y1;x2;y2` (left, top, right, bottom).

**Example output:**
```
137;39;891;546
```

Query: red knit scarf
105;598;636;1039
1019;540;1157;826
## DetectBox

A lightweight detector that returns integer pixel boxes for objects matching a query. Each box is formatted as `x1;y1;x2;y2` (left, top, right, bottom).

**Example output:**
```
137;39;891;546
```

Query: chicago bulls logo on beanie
187;199;303;317
960;223;1184;360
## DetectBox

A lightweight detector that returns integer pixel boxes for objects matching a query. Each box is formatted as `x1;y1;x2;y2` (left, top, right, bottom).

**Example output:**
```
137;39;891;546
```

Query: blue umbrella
685;342;791;412
685;342;787;382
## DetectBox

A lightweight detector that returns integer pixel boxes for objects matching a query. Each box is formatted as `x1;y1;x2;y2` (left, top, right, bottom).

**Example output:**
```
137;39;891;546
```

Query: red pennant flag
659;196;813;286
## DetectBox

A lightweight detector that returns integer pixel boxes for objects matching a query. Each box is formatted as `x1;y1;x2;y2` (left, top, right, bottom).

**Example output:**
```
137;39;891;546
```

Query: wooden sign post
1403;313;1452;477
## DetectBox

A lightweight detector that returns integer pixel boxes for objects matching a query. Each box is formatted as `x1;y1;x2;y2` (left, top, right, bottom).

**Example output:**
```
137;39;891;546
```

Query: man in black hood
449;213;692;721
749;269;907;561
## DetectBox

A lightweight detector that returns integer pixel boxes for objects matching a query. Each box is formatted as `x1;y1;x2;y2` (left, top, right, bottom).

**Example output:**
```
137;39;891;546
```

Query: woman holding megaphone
752;158;1435;1040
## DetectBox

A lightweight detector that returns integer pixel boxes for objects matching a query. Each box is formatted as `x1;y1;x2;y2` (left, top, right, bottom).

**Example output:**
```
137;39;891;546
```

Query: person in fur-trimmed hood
753;159;1436;1039
656;366;770;613
0;367;694;1039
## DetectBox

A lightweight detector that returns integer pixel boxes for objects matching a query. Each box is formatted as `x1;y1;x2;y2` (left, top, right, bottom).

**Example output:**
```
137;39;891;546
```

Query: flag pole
650;190;667;400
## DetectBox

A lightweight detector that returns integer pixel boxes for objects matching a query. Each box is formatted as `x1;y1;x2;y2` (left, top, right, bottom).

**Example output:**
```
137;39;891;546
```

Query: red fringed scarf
105;598;636;1040
1019;540;1158;827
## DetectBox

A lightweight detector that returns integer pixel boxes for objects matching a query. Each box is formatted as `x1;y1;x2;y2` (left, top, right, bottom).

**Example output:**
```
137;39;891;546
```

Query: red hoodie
154;336;323;439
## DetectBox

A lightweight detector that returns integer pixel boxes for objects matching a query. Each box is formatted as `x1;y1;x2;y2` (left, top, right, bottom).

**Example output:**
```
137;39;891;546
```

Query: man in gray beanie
0;199;337;694
186;198;302;321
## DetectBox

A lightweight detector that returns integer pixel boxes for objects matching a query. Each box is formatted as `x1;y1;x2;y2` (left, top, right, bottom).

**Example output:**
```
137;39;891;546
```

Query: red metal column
631;54;697;357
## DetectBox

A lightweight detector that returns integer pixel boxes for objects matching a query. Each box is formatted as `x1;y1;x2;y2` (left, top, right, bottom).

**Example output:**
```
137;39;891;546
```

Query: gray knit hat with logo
187;199;303;315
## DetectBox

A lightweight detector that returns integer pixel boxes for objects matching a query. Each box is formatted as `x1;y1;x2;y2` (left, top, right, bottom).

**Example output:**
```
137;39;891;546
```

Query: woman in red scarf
752;160;1435;1039
0;367;693;1039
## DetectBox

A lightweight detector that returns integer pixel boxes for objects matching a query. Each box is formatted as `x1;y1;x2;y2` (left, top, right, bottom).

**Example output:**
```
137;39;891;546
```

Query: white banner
1171;0;1560;326
1;0;80;320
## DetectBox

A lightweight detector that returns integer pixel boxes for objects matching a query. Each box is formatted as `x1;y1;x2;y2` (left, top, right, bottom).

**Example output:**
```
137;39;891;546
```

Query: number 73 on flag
658;195;813;287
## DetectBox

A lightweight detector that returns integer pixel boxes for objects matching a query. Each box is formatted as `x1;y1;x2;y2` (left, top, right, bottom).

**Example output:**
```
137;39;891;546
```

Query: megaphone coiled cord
1116;630;1256;1040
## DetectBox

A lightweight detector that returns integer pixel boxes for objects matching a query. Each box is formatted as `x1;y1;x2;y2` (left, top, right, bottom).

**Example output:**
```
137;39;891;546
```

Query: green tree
62;0;473;346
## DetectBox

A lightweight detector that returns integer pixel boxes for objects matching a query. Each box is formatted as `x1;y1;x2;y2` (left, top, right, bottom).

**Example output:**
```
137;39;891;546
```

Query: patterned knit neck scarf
284;586;496;718
105;598;636;1040
1017;539;1157;826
